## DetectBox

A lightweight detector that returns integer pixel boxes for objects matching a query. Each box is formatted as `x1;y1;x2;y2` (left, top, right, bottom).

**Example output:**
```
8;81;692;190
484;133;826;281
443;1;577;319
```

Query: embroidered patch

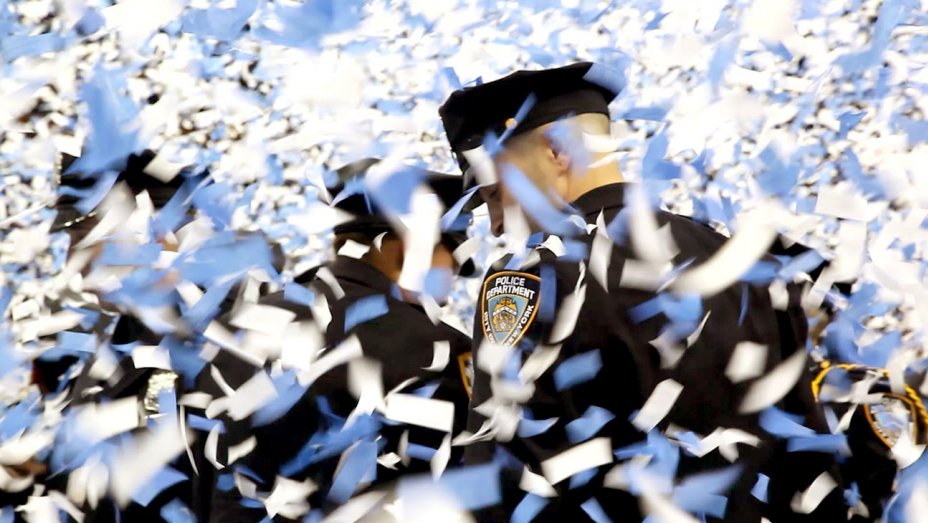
458;352;474;398
864;393;918;448
481;271;541;347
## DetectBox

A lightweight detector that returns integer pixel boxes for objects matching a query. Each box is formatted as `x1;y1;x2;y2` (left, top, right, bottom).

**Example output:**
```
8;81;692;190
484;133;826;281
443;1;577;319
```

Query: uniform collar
569;182;630;220
329;255;396;294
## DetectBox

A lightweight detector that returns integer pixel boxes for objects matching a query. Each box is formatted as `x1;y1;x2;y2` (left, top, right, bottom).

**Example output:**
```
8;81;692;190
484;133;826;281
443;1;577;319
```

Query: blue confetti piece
98;242;162;267
73;171;119;215
537;264;557;322
344;294;389;332
561;238;590;262
0;286;11;316
838;111;866;139
0;394;39;440
512;493;548;523
740;260;779;284
280;414;381;476
751;473;770;503
283;282;316;307
756;145;799;198
673;466;741;518
251;0;365;47
186;415;225;433
620;106;668;121
898;117;928;146
368;166;424;216
51;331;96;358
844;482;862;508
500;165;576;235
161;499;196;523
641;132;668;179
569;468;598;490
0;32;67;62
159;387;178;418
182;279;235;332
175;232;275;286
216;473;235;492
328;440;378;503
787;434;850;454
583;61;627;96
554;350;602;391
779;249;826;281
581;497;612;523
151;178;197;237
163;336;207;386
440;67;462;90
499;94;538;143
729;285;749;329
517;416;559;438
180;0;257;41
424;268;453;302
192;182;236;229
405;442;437;461
131;466;187;507
759;408;815;438
69;65;140;175
428;463;502;511
708;35;738;95
75;8;105;35
441;185;479;232
644;12;668;30
836;0;912;73
859;330;900;369
566;406;615;443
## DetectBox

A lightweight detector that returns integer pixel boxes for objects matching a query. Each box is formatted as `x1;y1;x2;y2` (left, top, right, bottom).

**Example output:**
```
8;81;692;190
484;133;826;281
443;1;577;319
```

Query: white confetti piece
229;303;297;336
829;220;867;282
814;183;871;221
790;471;837;515
264;476;316;520
739;350;807;414
110;421;189;507
228;436;257;465
384;393;455;433
906;481;928;523
673;205;779;296
131;344;172;370
519;467;557;498
540;437;612;485
632;379;684;432
73;397;140;444
724;342;768;383
430;434;452;479
518;345;562;383
348;357;385;418
298;335;363;387
890;429;926;469
424;340;451;371
549;284;587;344
226;371;278;421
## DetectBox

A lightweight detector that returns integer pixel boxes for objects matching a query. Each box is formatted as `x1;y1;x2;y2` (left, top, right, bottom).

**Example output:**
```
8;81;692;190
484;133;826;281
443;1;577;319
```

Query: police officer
45;150;226;522
206;159;476;521
439;62;846;521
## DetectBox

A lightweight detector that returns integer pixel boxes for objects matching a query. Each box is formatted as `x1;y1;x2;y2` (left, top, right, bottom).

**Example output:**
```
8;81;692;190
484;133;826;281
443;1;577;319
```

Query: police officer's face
483;142;563;236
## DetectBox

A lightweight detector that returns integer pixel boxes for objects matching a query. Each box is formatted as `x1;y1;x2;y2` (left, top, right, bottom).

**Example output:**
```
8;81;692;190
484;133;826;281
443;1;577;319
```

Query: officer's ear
540;130;572;178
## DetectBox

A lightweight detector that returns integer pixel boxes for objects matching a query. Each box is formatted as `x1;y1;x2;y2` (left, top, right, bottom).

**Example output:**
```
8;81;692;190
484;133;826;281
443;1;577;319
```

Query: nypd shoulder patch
481;271;541;347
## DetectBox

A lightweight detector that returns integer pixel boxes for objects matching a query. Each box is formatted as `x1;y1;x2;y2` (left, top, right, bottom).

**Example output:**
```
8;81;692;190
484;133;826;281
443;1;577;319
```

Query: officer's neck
562;161;624;204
